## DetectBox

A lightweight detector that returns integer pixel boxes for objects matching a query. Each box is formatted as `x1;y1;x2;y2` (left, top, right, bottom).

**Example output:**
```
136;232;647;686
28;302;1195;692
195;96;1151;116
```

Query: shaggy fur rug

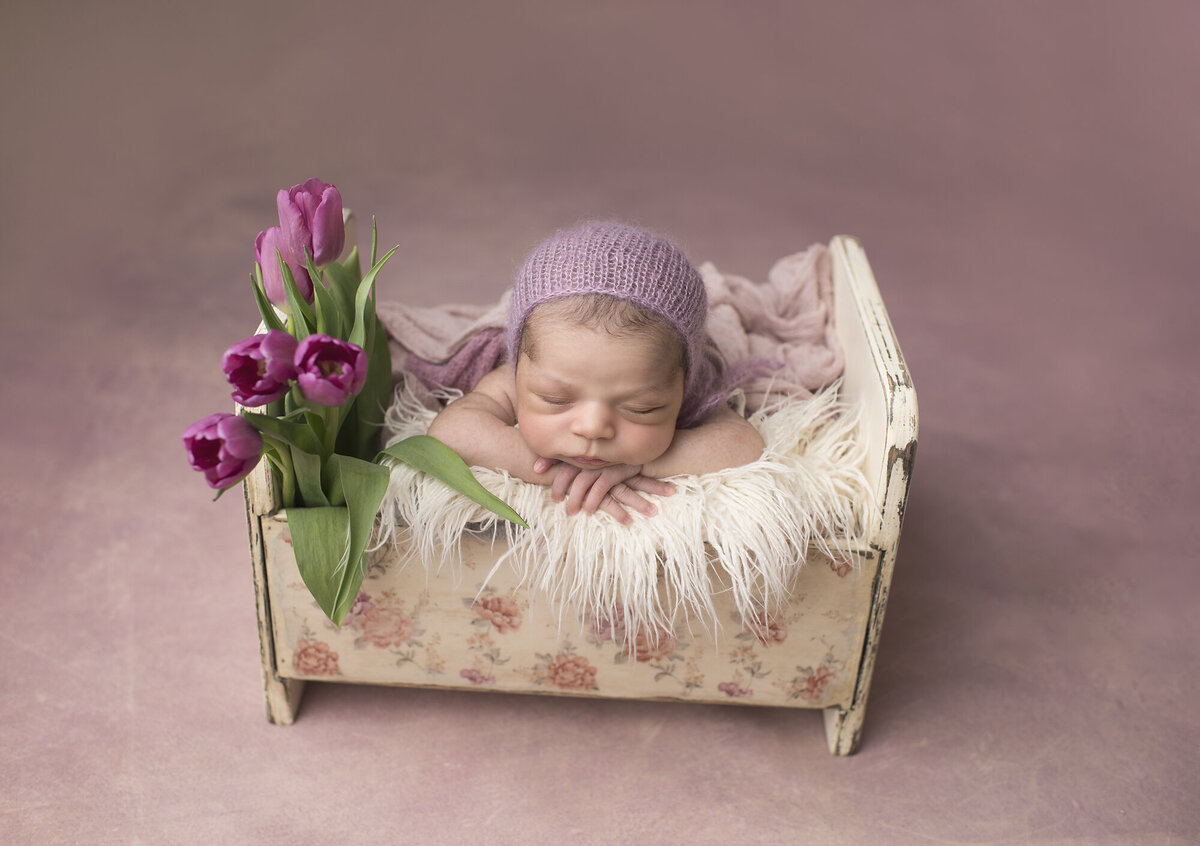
376;378;872;639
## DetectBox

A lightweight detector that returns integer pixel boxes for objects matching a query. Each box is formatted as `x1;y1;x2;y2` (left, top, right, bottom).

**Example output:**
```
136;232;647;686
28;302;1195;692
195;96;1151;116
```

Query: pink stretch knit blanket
377;243;843;412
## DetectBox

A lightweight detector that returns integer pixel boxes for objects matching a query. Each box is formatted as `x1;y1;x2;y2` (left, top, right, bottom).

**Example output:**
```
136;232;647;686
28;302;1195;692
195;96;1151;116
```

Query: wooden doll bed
242;236;917;755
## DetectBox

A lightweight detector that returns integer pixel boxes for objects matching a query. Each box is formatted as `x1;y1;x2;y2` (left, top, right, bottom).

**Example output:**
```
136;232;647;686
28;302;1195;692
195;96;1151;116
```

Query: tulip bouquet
183;179;525;626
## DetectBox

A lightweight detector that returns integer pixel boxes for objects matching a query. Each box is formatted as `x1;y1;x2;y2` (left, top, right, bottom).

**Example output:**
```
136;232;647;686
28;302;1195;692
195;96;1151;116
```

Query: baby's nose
571;402;615;440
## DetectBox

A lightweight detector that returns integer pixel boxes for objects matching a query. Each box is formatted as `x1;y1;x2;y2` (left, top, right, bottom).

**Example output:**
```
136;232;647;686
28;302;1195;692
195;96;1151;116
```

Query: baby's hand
532;458;675;525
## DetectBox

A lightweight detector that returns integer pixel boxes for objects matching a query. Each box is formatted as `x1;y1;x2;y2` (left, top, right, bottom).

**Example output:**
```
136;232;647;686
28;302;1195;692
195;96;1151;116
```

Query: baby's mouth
570;455;610;468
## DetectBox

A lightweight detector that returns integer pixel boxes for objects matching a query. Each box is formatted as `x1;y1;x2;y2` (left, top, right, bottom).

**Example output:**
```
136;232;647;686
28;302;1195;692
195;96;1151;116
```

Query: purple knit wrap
508;221;724;428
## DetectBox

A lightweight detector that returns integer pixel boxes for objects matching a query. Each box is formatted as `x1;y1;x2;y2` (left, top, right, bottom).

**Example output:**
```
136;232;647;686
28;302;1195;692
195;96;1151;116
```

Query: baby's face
514;321;684;469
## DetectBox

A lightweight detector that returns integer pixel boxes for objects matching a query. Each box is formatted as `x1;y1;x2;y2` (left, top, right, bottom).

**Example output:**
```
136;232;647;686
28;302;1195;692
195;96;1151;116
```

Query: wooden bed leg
263;674;306;725
245;478;305;725
823;705;863;755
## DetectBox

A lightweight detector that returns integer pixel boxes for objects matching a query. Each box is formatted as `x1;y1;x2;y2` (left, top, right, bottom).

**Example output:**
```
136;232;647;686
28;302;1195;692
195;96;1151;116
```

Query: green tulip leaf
279;455;392;627
279;252;315;338
290;446;329;508
344;245;362;280
301;409;327;446
325;454;391;623
250;268;287;333
239;411;320;454
321;257;358;331
309;264;341;338
361;315;393;437
285;506;358;627
378;435;528;529
349;245;398;349
334;398;361;460
338;314;393;462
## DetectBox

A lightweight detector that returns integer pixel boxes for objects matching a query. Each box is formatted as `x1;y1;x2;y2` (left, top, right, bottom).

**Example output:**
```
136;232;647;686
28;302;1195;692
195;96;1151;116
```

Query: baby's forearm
643;408;765;477
427;401;547;484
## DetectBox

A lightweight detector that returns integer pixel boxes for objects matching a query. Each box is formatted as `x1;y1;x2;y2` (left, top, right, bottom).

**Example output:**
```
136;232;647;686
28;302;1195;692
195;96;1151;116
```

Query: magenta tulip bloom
278;178;345;267
294;334;368;407
222;330;299;406
255;226;314;308
182;413;263;489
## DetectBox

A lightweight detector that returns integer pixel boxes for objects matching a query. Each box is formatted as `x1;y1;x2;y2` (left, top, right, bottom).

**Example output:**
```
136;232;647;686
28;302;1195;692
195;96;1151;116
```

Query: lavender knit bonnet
507;221;725;428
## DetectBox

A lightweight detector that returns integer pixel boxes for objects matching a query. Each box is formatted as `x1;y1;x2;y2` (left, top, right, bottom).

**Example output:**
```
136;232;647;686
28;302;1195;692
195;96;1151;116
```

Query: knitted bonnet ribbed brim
507;221;722;427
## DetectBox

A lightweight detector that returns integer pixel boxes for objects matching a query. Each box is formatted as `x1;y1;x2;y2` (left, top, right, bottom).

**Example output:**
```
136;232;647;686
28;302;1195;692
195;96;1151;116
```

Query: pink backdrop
2;2;1196;843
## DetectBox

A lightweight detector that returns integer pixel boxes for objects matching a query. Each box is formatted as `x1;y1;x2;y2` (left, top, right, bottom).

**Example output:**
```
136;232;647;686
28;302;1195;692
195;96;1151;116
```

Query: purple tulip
294;334;368;407
255;226;314;307
222;330;299;406
277;178;345;268
182;413;263;489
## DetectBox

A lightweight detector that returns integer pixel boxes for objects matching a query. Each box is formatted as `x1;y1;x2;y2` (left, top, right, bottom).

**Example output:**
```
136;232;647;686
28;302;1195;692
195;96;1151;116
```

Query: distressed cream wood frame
242;236;917;755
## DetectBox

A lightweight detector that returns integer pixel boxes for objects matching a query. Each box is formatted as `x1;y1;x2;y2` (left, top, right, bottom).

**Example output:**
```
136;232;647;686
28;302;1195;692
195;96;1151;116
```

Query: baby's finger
584;480;625;515
532;456;556;475
565;470;600;514
582;480;612;514
551;465;581;502
626;475;676;497
582;467;632;513
611;483;658;517
599;495;633;525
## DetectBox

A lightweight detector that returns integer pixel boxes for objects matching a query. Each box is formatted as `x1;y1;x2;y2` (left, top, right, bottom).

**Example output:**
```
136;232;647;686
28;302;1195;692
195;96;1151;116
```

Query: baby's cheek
515;413;556;456
631;422;676;465
654;427;677;459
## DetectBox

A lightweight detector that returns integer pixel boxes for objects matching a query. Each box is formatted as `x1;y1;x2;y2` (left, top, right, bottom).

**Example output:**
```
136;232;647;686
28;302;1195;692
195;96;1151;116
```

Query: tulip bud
294;334;368;407
255;227;314;308
182;413;263;489
277;178;345;268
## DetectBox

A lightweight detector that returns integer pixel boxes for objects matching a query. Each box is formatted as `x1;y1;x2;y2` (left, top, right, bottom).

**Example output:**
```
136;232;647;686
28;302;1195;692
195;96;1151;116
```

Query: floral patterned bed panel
261;515;876;709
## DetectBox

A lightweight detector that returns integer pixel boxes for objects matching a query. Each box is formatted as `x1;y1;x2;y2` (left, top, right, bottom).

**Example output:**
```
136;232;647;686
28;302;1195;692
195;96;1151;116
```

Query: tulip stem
263;438;297;507
279;447;296;507
323;404;341;457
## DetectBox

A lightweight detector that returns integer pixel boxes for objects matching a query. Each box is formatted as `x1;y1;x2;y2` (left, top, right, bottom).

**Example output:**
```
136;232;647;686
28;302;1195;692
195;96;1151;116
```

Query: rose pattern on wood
266;521;866;709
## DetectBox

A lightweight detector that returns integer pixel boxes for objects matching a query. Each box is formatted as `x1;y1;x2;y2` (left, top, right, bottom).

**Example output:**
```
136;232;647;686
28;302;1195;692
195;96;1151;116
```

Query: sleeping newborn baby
429;221;766;524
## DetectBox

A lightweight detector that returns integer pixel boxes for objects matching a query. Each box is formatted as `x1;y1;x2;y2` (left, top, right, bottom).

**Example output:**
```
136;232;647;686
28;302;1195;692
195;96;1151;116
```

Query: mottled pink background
2;2;1196;843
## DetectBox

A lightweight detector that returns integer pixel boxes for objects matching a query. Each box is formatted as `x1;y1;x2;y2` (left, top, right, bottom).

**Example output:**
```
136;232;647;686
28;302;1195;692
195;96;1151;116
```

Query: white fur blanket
374;244;872;642
378;380;871;641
